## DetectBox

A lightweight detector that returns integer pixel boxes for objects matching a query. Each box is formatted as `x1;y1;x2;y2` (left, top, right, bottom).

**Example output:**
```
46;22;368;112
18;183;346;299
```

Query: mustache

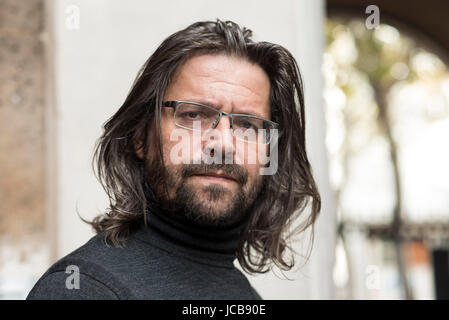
180;163;248;185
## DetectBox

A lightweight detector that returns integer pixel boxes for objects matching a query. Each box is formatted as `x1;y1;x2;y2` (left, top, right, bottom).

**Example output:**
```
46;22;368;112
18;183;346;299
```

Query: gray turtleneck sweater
26;206;262;300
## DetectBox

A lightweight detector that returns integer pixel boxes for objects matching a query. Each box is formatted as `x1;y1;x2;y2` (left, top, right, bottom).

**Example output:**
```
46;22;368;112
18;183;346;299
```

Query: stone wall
0;0;45;245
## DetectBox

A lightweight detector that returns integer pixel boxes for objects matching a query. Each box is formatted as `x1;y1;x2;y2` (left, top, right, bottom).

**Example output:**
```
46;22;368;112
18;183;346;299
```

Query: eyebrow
188;99;267;119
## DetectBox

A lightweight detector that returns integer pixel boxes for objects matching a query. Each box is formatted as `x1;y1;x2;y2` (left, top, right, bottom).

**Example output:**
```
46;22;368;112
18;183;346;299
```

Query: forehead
166;54;271;117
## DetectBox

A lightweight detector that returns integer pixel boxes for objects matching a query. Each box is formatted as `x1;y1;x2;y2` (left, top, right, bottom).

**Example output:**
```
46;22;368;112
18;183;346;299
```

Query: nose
203;115;235;162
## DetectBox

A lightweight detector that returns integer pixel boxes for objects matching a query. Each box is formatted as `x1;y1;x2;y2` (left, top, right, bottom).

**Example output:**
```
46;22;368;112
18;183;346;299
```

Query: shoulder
27;233;142;300
26;269;120;300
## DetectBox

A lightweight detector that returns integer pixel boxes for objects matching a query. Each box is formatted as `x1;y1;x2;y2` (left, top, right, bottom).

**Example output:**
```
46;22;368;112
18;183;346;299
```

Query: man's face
147;54;271;226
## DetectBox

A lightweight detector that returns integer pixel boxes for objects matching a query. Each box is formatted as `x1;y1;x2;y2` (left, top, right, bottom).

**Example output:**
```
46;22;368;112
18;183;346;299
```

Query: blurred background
0;0;448;299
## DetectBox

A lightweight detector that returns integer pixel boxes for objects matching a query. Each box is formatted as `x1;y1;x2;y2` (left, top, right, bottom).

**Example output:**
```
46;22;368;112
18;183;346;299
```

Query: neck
133;182;251;268
145;200;249;254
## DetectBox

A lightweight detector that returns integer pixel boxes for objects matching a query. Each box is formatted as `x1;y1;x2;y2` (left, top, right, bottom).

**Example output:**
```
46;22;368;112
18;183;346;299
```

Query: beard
149;162;263;227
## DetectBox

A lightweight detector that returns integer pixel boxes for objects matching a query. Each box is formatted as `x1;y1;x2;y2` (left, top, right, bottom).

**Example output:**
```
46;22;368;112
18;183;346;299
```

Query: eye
187;112;199;119
179;111;202;119
234;117;260;131
241;120;255;129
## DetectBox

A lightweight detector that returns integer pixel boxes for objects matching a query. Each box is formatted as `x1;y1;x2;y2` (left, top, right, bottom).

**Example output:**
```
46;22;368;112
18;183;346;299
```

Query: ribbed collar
133;190;250;269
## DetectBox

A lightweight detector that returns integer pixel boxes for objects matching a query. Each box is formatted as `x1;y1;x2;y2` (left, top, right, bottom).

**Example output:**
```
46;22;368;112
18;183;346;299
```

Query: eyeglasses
163;100;279;144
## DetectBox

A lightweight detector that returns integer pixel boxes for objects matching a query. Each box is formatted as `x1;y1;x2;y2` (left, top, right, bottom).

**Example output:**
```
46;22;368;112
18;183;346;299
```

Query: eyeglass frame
162;100;279;144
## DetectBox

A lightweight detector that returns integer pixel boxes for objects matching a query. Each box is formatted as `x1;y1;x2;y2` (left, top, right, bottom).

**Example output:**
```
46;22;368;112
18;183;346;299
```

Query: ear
134;139;145;160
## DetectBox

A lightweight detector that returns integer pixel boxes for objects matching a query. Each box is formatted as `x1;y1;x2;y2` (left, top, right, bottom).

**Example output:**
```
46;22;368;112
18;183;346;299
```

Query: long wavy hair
86;19;321;274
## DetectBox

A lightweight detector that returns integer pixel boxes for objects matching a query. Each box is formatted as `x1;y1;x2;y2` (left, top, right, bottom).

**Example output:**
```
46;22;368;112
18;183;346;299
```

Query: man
27;19;320;300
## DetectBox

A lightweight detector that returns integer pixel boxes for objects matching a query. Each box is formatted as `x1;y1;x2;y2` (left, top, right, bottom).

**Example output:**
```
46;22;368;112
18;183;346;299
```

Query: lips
181;165;248;185
191;171;238;182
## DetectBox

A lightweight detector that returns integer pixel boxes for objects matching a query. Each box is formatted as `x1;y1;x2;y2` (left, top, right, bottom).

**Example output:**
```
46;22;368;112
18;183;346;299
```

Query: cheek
235;143;267;187
161;117;195;165
161;119;178;165
234;142;268;168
